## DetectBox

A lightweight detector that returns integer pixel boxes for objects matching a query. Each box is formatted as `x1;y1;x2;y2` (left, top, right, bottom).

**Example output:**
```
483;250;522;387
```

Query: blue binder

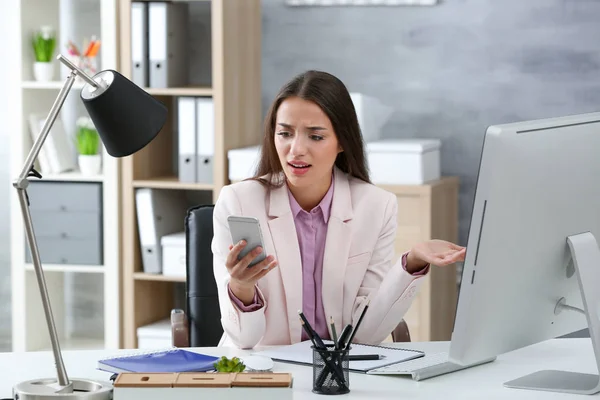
98;348;219;373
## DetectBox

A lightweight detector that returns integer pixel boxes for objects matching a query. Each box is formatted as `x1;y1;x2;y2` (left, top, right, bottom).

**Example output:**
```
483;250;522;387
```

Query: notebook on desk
254;340;424;373
97;348;219;374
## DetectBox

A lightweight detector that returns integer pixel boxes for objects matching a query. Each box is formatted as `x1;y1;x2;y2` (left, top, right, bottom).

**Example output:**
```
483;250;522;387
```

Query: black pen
347;354;385;361
336;324;352;350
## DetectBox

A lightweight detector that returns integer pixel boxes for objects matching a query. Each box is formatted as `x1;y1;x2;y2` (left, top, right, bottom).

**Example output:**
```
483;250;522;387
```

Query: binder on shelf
195;97;214;184
148;1;188;88
28;114;77;174
177;97;197;183
131;2;149;88
27;115;52;174
135;188;189;274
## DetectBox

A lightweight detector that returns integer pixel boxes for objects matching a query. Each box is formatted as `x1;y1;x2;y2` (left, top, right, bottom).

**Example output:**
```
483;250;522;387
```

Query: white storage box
366;139;441;185
228;146;261;182
161;232;186;278
350;93;393;142
136;318;172;349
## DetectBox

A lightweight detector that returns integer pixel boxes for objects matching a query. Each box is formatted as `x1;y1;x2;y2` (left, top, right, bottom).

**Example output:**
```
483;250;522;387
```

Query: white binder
131;2;149;88
195;97;214;184
148;2;188;88
177;97;197;183
135;188;189;274
28;114;77;174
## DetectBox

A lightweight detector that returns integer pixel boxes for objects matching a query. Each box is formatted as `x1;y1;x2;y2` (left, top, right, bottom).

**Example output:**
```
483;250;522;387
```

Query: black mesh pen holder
312;345;350;395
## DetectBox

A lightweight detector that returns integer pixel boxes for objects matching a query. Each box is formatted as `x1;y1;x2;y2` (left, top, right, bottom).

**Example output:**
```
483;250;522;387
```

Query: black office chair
171;204;411;347
171;204;223;348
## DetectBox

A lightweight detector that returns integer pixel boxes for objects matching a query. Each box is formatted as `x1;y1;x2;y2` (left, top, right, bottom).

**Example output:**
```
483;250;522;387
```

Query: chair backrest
185;204;223;347
391;319;411;342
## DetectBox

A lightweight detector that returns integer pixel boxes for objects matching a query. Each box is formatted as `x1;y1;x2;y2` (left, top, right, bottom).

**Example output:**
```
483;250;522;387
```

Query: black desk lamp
12;54;167;400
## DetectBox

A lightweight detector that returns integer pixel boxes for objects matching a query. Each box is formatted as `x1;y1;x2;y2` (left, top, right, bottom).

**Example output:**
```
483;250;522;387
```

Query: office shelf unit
119;0;262;348
9;0;121;352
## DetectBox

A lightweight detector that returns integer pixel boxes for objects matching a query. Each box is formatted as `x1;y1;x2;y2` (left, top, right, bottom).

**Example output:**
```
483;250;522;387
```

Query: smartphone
227;215;267;268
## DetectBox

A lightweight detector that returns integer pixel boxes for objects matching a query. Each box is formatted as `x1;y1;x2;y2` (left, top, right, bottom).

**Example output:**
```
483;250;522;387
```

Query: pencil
345;299;370;348
330;316;339;349
298;310;326;349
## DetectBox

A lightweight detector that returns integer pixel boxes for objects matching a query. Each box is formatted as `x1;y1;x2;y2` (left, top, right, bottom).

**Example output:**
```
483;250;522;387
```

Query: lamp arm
12;70;78;390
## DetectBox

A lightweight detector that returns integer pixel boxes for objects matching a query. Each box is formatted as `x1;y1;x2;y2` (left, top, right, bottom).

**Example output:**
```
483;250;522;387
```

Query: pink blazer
211;167;427;348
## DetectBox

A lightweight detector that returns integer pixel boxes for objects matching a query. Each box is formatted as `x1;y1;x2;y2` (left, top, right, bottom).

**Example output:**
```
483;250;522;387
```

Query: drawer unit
29;211;101;238
27;181;102;212
24;182;103;265
26;237;102;265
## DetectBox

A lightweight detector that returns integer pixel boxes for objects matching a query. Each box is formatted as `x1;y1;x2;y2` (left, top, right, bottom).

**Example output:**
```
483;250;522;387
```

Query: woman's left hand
406;239;466;273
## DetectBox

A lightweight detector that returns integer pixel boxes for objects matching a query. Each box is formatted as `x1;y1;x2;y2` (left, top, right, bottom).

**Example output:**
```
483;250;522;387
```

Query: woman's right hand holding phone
226;240;278;305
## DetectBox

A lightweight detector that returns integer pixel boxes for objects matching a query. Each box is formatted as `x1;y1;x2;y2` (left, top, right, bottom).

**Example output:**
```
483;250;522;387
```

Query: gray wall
260;0;600;247
258;0;598;339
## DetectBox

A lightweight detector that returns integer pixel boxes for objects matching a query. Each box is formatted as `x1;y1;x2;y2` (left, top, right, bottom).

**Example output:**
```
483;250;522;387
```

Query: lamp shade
80;69;167;157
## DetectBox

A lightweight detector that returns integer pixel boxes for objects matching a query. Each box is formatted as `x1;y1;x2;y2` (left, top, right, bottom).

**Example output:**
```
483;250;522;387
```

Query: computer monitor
448;111;600;395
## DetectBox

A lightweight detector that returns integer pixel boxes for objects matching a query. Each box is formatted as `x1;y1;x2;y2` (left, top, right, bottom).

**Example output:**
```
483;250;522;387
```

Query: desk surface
0;338;595;399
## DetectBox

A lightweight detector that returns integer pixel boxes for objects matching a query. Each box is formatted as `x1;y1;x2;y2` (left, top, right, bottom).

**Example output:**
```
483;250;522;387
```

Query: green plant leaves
32;32;56;63
76;127;100;155
213;356;246;373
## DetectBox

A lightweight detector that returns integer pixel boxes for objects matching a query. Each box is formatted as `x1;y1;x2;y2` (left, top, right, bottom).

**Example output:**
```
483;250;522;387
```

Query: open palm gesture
410;239;466;267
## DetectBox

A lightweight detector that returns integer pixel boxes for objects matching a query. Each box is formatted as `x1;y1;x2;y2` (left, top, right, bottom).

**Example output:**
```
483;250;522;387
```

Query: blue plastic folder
97;348;219;374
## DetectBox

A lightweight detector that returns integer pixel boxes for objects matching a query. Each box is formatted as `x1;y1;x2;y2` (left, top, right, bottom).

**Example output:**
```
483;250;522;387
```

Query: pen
336;324;352;350
347;354;385;361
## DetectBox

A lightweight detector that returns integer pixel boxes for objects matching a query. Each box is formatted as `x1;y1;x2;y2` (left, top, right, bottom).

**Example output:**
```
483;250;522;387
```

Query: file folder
131;2;149;88
148;2;188;88
195;97;214;184
177;97;197;183
135;188;189;274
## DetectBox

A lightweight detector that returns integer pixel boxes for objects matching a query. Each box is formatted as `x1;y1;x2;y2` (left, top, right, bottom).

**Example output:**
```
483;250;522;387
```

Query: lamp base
13;378;113;400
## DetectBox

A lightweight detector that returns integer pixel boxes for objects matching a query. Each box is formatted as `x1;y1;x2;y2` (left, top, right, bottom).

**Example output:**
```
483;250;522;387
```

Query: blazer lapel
322;168;354;337
267;183;303;343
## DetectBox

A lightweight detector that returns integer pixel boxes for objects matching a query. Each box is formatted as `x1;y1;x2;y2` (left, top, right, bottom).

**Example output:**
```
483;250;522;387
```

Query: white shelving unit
9;0;120;352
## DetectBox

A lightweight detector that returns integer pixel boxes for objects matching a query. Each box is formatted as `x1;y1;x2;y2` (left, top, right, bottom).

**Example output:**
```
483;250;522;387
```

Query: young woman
212;70;466;349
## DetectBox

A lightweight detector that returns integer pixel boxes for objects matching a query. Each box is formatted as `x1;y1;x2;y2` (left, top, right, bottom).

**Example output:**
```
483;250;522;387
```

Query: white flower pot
33;62;54;82
78;154;102;176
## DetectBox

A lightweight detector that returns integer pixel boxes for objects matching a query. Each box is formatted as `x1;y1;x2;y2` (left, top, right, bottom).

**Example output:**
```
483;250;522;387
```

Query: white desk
0;338;596;399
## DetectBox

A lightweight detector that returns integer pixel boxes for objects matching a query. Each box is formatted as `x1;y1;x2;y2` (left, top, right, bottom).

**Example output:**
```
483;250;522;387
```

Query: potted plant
32;26;56;81
75;116;102;175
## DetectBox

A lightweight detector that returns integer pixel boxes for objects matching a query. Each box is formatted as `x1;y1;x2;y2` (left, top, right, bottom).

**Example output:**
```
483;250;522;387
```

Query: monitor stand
504;231;600;395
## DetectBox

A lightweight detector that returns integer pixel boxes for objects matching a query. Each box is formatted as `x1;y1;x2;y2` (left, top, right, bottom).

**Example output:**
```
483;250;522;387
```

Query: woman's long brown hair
250;70;371;187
